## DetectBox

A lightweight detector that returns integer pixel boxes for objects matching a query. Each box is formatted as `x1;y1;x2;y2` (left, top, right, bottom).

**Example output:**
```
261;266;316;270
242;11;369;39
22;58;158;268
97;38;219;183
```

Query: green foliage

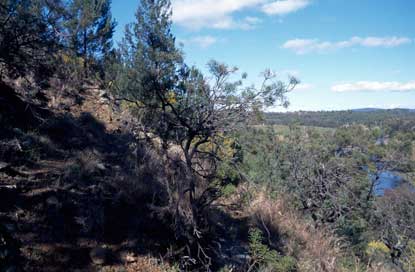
220;184;237;198
238;127;288;189
65;0;116;78
116;0;184;140
337;215;370;255
402;240;415;272
237;122;414;265
0;0;116;84
116;0;296;148
114;0;297;245
249;228;297;272
0;0;61;81
66;0;115;58
118;0;182;103
367;240;390;255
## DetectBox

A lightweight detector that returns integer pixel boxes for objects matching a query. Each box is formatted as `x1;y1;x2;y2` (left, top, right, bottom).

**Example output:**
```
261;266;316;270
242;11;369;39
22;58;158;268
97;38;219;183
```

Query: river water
374;171;415;196
374;171;404;196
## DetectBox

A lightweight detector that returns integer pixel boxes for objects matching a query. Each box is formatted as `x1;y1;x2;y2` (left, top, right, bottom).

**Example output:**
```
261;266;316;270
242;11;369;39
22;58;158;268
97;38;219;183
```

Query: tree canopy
0;0;62;81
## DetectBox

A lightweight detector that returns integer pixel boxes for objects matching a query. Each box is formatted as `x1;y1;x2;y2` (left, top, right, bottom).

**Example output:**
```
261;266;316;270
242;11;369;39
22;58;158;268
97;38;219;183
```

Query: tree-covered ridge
265;109;415;129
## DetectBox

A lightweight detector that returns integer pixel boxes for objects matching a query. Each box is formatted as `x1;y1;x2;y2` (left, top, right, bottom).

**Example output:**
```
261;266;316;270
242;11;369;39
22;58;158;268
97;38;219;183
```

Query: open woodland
1;0;414;271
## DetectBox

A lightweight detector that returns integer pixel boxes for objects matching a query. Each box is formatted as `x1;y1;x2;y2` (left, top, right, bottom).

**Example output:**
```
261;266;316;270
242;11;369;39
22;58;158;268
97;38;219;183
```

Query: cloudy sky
112;0;415;111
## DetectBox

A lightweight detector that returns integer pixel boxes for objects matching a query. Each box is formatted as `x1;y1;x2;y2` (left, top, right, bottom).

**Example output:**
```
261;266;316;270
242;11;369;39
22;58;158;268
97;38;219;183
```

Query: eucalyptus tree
117;0;298;265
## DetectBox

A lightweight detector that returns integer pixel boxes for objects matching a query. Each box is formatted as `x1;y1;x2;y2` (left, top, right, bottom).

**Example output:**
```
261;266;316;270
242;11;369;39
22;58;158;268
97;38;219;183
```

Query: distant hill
352;108;384;112
265;108;415;128
352;108;415;112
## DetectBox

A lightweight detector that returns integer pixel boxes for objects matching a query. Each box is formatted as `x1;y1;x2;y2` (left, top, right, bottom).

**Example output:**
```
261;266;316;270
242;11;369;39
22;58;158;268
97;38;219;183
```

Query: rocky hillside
0;81;180;271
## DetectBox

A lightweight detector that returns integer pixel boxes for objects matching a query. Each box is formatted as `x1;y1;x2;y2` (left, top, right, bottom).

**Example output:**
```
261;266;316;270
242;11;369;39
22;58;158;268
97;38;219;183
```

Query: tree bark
83;30;88;79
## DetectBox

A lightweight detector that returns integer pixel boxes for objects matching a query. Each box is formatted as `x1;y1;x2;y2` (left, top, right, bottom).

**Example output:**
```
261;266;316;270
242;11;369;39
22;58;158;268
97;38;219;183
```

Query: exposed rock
120;251;137;263
0;162;10;170
89;246;110;265
98;90;108;98
46;196;61;209
96;163;106;171
99;98;109;104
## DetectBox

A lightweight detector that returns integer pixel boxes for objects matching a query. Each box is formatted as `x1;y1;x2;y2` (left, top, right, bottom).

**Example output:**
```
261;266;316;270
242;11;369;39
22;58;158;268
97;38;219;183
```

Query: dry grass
101;255;178;272
249;189;343;272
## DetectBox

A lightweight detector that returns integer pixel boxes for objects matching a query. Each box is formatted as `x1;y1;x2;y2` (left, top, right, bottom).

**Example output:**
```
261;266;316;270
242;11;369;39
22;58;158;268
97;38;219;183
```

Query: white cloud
208;16;262;30
172;0;309;30
262;0;310;15
188;35;219;48
357;37;412;47
240;16;263;29
331;81;415;92
282;36;412;54
172;0;263;29
179;35;224;48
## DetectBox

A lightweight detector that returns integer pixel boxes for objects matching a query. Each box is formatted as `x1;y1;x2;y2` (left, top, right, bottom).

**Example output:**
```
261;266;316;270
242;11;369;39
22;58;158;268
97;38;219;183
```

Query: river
373;171;415;196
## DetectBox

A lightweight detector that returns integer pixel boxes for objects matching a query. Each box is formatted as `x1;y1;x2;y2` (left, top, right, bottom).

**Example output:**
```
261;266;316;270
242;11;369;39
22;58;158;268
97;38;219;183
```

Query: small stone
120;251;136;263
98;90;108;98
46;196;61;209
0;162;9;170
0;185;17;190
96;163;106;171
99;98;108;104
90;247;110;265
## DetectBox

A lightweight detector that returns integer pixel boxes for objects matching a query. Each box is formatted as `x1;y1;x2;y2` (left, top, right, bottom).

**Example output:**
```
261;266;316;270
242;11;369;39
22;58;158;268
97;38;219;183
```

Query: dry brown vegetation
247;189;343;272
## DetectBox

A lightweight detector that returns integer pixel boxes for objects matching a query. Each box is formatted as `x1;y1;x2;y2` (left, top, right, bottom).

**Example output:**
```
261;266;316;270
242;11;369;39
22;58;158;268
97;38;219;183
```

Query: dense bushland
237;124;415;271
265;110;415;129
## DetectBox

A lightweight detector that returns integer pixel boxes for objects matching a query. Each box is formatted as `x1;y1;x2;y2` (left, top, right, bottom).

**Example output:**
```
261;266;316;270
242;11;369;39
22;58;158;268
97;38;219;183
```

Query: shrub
249;191;341;272
402;240;415;272
221;184;237;198
248;228;297;272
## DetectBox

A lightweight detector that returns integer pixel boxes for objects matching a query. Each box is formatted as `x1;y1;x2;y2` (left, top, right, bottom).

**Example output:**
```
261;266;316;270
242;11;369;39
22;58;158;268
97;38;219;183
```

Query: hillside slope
0;82;179;271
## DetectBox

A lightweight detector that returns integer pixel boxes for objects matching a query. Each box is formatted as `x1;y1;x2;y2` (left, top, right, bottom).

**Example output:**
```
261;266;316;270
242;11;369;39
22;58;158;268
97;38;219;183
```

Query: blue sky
112;0;415;111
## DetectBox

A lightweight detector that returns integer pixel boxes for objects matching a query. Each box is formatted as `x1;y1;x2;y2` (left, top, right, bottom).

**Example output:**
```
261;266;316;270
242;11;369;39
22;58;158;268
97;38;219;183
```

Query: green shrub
403;240;415;272
221;184;237;198
249;228;297;272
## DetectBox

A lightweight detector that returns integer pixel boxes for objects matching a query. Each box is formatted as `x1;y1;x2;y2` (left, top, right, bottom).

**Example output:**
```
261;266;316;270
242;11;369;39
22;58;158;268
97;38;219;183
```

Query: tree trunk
183;137;198;233
367;174;379;201
83;30;88;79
